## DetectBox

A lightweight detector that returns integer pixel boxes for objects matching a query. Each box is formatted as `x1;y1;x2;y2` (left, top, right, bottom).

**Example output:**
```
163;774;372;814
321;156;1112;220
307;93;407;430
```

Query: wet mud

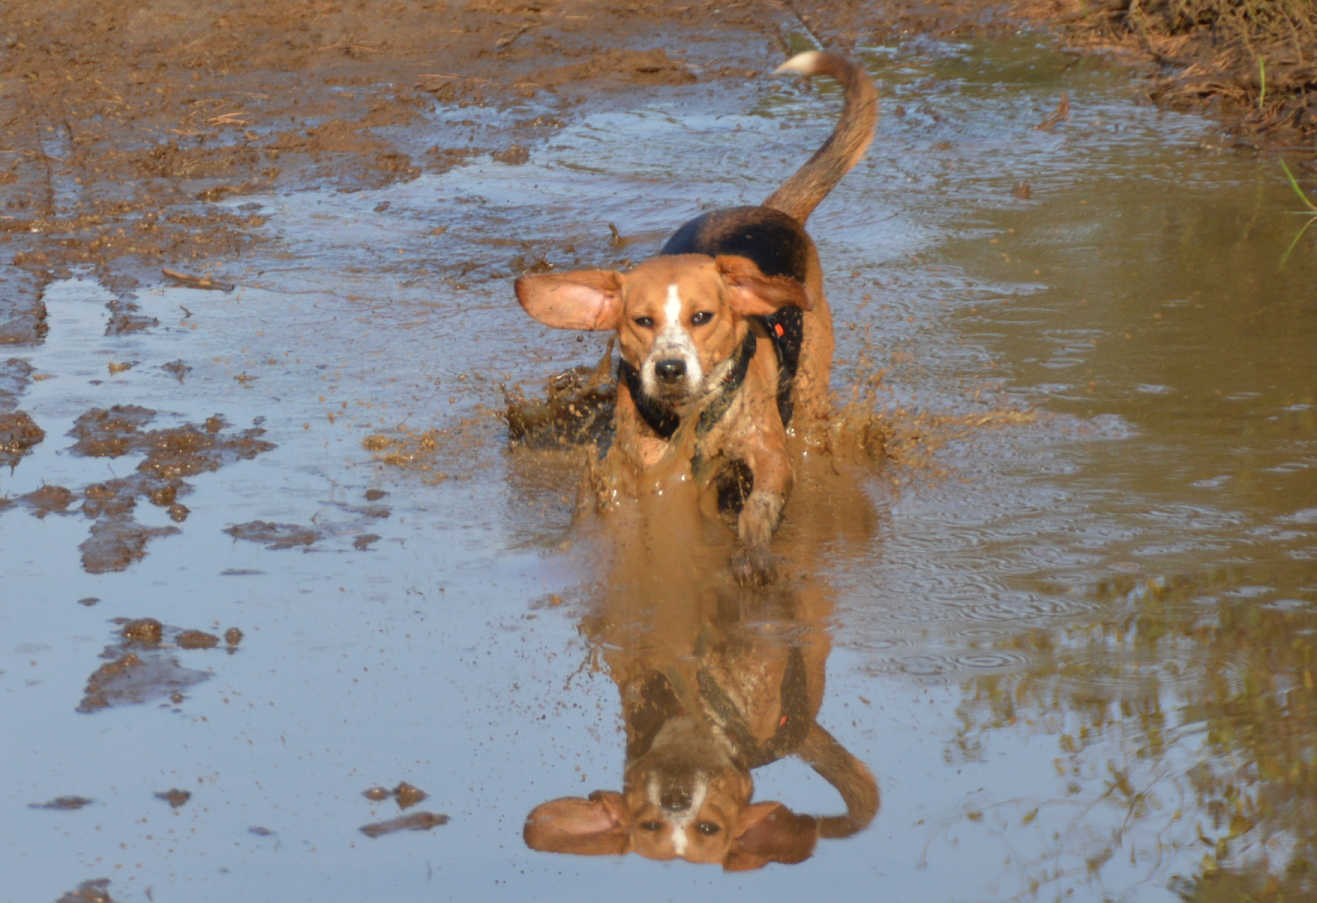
362;781;430;809
77;616;240;714
155;788;192;809
55;878;116;903
358;811;451;839
504;359;617;450
28;796;95;811
54;406;276;572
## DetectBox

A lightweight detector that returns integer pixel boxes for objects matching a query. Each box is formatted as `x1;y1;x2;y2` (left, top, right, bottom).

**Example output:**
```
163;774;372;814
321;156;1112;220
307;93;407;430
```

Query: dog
523;576;879;870
515;51;877;582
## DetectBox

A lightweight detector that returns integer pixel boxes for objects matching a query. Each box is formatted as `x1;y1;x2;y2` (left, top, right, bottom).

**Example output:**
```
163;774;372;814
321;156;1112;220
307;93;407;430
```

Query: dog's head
524;787;818;871
524;715;819;870
516;254;809;408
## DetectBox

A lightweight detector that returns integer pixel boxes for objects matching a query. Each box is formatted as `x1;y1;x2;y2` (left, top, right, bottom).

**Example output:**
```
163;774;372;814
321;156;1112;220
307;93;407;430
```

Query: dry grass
1052;0;1317;153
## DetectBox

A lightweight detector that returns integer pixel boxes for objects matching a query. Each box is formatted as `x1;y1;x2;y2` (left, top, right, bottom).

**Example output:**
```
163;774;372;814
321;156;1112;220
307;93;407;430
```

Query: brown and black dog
515;52;878;582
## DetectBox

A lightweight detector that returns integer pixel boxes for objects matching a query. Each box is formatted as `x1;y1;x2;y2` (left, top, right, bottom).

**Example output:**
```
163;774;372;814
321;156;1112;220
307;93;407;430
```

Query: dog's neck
618;328;757;440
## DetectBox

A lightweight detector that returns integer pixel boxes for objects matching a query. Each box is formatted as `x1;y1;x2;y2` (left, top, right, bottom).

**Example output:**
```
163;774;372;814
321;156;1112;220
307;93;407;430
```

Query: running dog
516;52;877;581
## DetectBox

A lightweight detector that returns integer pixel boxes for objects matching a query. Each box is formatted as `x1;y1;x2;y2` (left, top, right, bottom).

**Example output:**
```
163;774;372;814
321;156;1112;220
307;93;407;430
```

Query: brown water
3;34;1314;902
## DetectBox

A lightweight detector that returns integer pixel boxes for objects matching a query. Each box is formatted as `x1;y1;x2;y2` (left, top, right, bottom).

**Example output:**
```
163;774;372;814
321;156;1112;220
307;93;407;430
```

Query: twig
162;267;235;292
1034;92;1071;131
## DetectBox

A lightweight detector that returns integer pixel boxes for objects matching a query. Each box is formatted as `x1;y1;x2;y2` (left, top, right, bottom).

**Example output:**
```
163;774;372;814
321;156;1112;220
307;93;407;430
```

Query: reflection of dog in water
515;52;877;583
524;569;878;870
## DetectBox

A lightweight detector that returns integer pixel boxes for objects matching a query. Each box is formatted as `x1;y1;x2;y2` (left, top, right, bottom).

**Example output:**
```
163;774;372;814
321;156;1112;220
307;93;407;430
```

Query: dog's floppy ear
723;801;818;871
523;790;630;855
516;270;624;331
715;255;812;315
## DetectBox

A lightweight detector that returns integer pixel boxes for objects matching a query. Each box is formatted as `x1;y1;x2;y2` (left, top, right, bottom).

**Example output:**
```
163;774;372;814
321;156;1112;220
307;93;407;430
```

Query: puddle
3;32;1315;903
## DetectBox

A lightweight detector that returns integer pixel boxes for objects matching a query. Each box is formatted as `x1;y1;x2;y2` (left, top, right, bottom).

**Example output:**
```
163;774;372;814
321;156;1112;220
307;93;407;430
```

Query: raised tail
797;723;879;839
764;51;878;224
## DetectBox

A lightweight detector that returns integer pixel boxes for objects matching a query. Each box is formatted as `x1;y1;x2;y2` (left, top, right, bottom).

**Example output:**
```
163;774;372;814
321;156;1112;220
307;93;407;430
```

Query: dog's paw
731;546;777;586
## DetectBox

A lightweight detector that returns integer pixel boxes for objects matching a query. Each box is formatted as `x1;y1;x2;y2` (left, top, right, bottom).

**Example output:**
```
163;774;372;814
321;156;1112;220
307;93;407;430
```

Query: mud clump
224;520;322;550
0;357;37;406
56;878;115;903
177;630;220;649
79;618;242;713
505;363;617;450
77;650;208;713
161;360;191;382
20;483;76;518
0;410;44;468
155;788;191;808
359;811;449;838
492;144;531;166
121;617;164;645
0;274;48;346
69;406;157;458
52;406;276;572
29;796;94;810
359;780;443;836
81;518;181;574
363;781;429;809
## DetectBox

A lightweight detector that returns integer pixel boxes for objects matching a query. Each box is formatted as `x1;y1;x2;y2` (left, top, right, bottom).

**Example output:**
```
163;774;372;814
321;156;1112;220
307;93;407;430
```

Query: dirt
28;796;95;811
56;878;116;903
11;0;1277;374
358;810;450;838
77;617;242;713
56;407;276;572
3;0;788;337
155;788;192;808
362;781;430;809
1015;0;1317;157
223;519;324;549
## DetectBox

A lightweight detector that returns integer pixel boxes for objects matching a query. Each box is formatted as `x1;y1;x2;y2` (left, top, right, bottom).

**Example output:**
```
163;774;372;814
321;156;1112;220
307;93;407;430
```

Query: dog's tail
797;722;879;838
764;52;877;224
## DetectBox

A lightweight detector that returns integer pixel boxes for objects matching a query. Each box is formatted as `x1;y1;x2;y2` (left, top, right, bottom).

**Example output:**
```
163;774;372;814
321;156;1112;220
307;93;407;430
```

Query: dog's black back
661;207;808;428
660;207;810;283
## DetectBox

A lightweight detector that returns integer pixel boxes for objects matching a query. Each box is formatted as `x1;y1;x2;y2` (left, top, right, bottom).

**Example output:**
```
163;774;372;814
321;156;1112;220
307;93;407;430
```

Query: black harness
697;646;810;769
616;313;803;440
617;329;757;440
758;306;804;427
622;647;811;770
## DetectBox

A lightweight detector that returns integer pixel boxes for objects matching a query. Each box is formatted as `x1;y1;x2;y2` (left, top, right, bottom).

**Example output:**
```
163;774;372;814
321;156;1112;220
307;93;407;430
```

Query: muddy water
4;34;1315;902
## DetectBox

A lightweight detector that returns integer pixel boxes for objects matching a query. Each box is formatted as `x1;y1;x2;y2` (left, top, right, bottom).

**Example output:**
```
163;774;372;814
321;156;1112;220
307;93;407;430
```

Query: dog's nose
654;359;686;383
660;787;693;812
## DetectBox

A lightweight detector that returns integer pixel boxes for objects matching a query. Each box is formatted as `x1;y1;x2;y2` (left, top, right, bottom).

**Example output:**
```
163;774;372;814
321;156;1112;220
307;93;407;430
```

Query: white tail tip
775;51;823;76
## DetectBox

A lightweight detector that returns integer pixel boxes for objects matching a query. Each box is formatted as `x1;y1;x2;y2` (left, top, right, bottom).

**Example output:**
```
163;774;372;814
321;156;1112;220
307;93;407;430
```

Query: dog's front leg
731;443;792;585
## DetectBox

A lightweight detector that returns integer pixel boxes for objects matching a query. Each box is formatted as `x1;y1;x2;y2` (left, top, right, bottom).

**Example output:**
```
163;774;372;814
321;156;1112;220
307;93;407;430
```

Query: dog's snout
660;786;693;812
654;359;686;383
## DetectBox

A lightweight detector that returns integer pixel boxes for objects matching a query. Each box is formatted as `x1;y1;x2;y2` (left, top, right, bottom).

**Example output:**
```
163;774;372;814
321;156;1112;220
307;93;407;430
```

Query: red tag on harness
773;323;785;338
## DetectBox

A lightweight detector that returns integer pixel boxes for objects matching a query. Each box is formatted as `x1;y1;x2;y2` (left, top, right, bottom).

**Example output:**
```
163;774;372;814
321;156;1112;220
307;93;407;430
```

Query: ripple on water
862;647;1033;678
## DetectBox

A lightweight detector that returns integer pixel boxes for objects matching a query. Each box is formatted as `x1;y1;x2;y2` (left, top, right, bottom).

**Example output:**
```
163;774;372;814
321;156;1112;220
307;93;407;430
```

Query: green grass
1279;159;1317;267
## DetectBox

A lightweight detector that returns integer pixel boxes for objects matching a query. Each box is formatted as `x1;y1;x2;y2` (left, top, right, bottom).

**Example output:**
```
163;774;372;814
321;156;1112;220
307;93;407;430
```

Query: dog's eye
690;311;713;326
639;820;662;832
632;316;654;329
695;821;721;836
